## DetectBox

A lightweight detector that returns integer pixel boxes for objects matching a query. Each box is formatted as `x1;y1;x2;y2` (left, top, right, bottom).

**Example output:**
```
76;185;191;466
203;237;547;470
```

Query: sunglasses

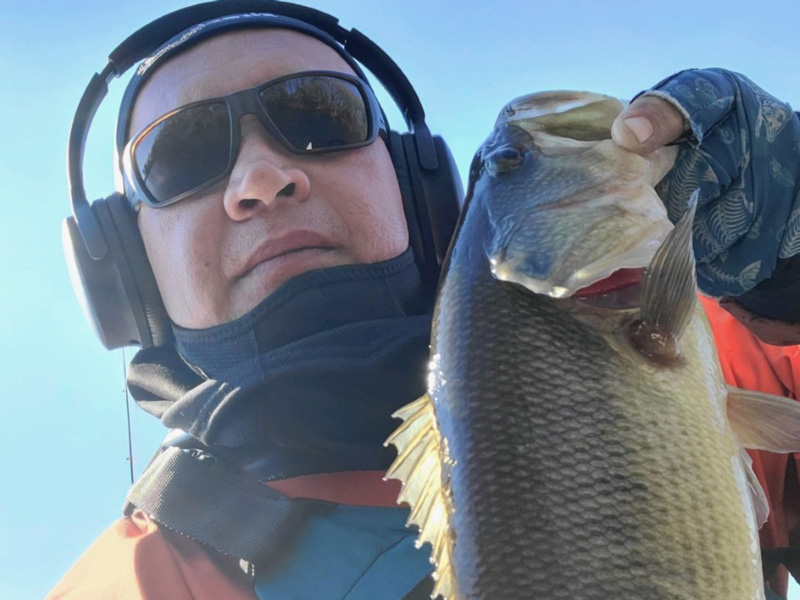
122;71;386;208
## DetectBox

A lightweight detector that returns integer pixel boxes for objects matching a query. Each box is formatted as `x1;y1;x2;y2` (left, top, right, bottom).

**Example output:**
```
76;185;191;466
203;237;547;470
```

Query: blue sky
1;1;799;598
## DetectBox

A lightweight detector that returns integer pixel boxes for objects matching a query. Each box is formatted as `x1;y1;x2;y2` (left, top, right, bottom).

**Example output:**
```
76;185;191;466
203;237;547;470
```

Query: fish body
427;207;758;600
386;92;800;600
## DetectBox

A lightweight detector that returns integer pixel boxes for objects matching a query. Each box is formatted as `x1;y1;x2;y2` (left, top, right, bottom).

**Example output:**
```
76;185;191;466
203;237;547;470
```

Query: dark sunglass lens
258;75;370;151
133;103;232;204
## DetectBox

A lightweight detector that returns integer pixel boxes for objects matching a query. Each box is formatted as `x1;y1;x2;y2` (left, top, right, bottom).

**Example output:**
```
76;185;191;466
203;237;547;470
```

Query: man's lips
574;268;646;298
236;231;337;279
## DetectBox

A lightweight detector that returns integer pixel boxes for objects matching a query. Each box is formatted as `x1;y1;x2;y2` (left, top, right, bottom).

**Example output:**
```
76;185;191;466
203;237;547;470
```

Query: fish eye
498;147;522;162
485;145;524;176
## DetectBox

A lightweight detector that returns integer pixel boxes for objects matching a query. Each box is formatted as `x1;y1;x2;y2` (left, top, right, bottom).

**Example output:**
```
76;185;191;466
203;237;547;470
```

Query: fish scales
431;193;759;599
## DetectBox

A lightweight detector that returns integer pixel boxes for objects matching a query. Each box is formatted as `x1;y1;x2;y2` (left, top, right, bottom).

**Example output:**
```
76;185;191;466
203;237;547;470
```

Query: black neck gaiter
127;249;432;480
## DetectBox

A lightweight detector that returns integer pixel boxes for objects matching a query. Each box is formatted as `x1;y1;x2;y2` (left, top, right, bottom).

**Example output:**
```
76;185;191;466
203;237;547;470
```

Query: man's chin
231;247;348;314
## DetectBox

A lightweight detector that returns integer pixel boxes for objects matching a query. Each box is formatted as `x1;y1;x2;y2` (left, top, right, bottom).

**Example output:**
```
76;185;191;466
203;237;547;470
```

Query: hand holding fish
612;69;800;344
611;94;687;156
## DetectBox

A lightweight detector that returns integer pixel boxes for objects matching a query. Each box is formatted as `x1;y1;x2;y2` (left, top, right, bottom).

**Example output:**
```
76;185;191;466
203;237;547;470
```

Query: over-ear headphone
64;0;463;350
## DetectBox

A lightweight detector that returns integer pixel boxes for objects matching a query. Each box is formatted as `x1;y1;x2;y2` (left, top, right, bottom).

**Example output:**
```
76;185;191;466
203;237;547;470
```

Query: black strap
765;588;786;600
124;446;305;563
763;545;800;582
400;575;444;600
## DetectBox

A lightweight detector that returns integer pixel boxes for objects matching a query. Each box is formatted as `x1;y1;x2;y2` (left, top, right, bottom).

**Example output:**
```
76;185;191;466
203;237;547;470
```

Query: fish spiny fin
385;393;458;600
727;386;800;452
737;447;771;529
639;189;699;341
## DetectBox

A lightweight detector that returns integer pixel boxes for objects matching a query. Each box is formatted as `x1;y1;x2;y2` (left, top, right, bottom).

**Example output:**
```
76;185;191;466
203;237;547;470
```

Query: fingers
611;95;688;156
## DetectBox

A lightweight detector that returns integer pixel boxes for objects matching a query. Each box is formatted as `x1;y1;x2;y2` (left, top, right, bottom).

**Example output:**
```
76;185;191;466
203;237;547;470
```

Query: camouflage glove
612;68;800;344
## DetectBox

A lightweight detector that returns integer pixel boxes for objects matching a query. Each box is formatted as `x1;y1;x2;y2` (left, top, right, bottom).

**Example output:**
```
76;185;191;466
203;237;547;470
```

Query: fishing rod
122;348;134;485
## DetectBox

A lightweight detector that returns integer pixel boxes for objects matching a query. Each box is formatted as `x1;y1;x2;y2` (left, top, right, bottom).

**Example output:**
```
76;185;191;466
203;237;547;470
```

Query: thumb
611;95;688;156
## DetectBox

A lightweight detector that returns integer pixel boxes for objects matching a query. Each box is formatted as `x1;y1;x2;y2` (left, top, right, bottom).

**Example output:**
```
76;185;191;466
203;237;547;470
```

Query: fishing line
122;348;134;485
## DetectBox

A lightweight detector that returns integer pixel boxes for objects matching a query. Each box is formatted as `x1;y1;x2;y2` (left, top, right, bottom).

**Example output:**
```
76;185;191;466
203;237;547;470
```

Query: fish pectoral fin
738;447;771;529
729;386;800;528
640;188;698;338
384;394;457;600
630;190;699;361
727;386;800;453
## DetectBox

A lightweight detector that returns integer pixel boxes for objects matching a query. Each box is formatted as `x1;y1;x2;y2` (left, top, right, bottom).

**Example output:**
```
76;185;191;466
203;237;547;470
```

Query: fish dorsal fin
629;190;699;362
385;394;457;600
727;386;800;452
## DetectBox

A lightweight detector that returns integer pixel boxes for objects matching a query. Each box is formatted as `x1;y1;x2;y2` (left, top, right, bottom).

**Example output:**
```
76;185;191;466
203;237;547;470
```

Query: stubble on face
130;30;409;328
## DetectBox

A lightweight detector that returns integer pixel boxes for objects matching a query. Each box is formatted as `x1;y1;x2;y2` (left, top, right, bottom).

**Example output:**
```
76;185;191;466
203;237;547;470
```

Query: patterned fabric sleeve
638;69;800;300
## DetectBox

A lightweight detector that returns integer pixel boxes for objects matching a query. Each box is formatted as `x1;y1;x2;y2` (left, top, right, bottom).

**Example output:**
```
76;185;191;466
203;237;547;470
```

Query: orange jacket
700;296;800;598
48;299;800;600
45;508;257;600
46;473;403;600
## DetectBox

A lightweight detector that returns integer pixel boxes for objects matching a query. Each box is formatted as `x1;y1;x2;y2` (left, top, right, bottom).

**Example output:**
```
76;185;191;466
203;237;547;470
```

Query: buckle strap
124;446;305;563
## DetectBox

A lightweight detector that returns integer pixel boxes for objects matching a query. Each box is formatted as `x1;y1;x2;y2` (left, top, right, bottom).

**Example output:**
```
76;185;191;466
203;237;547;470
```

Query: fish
385;91;800;600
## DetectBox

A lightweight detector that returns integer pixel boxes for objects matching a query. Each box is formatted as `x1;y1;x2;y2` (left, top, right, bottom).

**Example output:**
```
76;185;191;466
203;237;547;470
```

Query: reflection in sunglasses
260;76;368;150
137;104;232;202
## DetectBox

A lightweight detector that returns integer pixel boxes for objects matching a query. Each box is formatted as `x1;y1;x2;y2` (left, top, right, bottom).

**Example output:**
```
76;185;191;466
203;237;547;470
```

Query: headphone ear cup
106;194;172;346
399;133;440;290
387;130;430;280
389;131;464;290
62;193;171;349
419;135;464;265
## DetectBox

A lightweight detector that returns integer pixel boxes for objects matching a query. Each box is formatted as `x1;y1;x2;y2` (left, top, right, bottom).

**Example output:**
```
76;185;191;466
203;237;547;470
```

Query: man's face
130;30;409;328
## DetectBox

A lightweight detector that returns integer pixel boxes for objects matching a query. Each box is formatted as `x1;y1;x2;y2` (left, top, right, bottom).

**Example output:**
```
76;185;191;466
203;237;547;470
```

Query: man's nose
222;118;311;220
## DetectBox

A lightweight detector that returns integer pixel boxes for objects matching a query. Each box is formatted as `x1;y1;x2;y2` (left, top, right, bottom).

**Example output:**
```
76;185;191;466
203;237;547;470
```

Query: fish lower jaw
574;286;641;311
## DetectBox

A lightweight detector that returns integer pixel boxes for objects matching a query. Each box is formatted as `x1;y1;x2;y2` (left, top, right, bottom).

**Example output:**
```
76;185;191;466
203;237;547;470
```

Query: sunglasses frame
122;70;386;208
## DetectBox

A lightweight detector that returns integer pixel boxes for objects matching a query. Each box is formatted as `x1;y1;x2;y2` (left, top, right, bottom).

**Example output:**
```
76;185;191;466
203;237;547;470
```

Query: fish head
476;91;677;302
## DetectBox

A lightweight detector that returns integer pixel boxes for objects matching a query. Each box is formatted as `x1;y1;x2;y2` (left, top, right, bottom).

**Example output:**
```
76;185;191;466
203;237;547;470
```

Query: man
51;3;800;599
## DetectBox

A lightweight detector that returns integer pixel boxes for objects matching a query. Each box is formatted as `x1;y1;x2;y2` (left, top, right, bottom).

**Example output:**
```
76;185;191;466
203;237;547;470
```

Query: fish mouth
492;259;644;311
491;251;649;299
575;267;644;297
573;268;644;310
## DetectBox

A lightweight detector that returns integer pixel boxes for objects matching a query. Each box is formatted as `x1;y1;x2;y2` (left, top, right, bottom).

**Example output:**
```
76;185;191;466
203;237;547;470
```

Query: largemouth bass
386;91;800;600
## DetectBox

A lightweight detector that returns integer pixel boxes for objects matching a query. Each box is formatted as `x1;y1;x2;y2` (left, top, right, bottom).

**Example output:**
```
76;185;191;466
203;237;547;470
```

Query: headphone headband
109;2;339;70
108;1;431;137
